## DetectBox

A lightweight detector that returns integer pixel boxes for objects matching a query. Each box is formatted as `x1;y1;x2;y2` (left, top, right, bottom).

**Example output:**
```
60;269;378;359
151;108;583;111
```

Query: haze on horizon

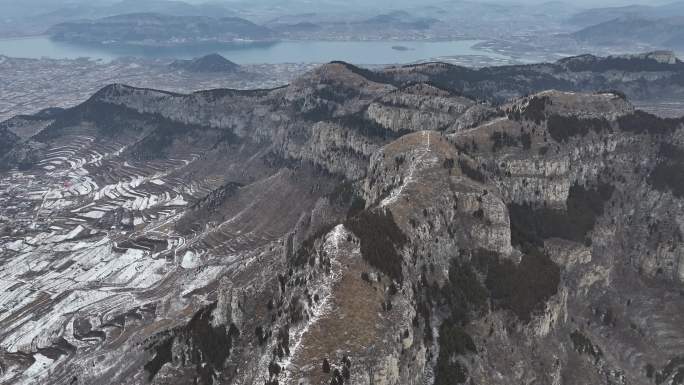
0;0;675;4
0;0;677;12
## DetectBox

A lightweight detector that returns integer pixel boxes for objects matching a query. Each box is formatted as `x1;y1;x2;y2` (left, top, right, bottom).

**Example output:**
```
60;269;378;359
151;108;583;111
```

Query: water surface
0;36;509;64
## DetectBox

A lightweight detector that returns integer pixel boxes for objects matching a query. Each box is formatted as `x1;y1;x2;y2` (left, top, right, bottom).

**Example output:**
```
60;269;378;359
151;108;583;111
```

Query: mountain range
1;53;684;385
45;10;448;46
567;1;684;27
572;17;684;50
48;13;275;46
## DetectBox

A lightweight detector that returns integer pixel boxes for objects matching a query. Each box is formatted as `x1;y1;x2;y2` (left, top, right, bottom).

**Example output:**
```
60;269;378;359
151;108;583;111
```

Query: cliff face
365;83;477;133
2;56;684;385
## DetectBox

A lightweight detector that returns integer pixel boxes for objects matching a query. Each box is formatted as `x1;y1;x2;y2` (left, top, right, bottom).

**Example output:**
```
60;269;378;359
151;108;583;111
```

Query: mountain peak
293;61;394;87
170;54;240;73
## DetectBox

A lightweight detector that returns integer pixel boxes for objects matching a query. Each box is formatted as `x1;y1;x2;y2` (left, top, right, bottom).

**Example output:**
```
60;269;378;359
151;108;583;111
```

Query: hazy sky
508;0;663;3
0;0;676;5
187;0;674;5
0;0;677;18
181;0;670;5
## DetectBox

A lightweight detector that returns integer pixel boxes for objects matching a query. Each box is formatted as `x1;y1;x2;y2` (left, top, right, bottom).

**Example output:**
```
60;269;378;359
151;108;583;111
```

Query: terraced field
0;111;341;384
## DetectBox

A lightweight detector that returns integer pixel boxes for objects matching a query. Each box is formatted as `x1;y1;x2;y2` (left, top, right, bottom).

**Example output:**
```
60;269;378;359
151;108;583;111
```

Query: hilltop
169;54;240;73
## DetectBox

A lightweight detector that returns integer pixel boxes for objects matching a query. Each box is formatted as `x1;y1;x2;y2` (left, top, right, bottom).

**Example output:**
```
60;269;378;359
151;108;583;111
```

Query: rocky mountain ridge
1;54;684;385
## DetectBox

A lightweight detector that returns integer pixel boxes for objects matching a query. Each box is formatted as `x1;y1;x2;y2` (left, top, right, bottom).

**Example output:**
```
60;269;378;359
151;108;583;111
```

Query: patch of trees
194;86;275;102
440;324;476;356
326;181;366;218
458;159;485;183
144;338;173;382
508;182;614;248
489;131;533;153
39;100;146;140
330;368;344;385
397;81;465;98
435;324;474;385
440;259;488;325
347;196;366;219
255;326;270;345
274;326;291;360
398;64;574;105
329;61;399;85
523;96;550;124
431;258;487;384
268;361;281;378
333;113;407;140
394;155;406;170
617;110;683;135
0;127;20;157
570;330;603;363
291;224;336;267
547;114;611;142
316;84;362;103
490;131;520;152
341;356;352;381
424;244;553;383
144;302;239;383
299;103;336;121
189;182;241;214
19;107;66;120
321;355;352;385
288;295;306;324
649;143;684;198
560;55;684;73
481;249;560;323
482;182;614;322
520;132;532;149
345;209;407;282
261;151;301;170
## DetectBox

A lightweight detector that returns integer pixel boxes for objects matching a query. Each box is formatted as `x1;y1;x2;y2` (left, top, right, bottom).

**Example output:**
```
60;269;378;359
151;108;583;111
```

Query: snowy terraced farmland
0;94;342;383
0;130;251;384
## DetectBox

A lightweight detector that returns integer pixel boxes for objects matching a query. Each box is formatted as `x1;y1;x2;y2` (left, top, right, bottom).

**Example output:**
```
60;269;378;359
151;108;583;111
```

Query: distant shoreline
0;37;511;65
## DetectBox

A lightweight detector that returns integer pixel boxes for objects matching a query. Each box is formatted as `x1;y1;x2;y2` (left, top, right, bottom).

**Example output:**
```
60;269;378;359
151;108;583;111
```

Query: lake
0;36;509;64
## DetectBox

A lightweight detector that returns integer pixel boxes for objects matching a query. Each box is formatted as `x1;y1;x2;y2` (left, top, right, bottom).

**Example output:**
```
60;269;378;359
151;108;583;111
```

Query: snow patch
181;250;201;269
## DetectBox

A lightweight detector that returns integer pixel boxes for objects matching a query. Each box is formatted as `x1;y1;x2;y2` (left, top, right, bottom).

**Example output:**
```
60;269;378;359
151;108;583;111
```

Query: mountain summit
170;53;240;73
